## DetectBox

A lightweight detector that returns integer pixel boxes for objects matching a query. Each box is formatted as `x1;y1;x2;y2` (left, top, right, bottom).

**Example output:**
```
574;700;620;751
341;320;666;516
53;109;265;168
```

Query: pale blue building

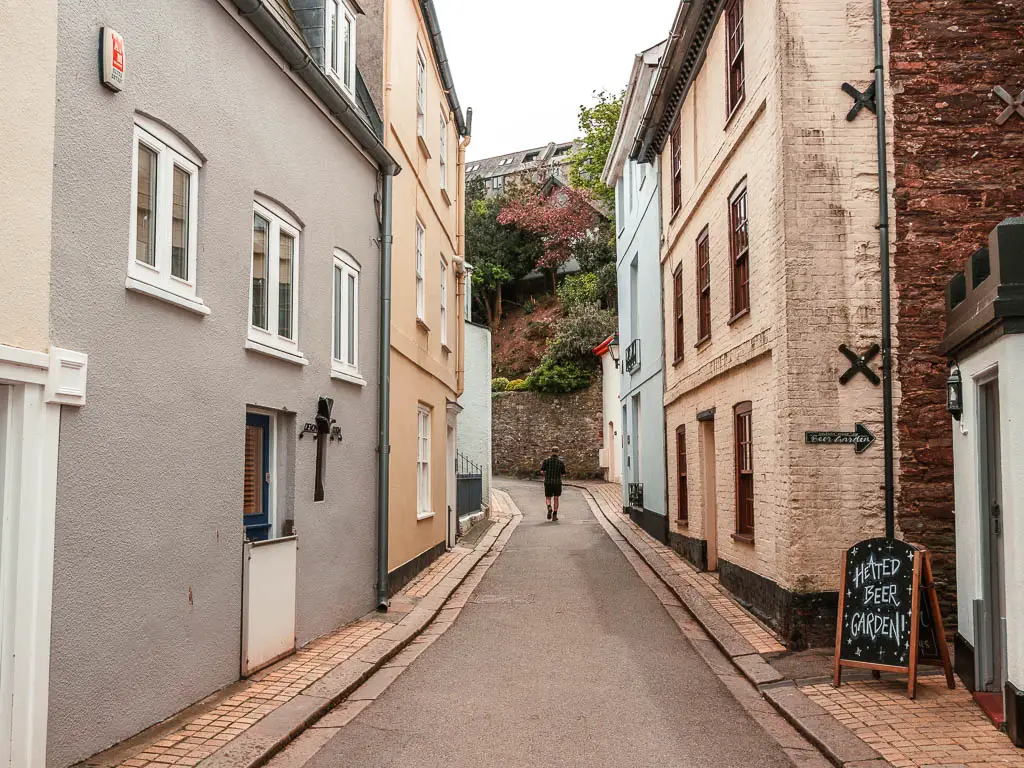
602;41;668;540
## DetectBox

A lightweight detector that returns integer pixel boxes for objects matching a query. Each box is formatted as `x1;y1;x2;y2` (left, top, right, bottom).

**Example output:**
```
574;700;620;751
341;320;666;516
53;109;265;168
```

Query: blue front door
243;413;272;541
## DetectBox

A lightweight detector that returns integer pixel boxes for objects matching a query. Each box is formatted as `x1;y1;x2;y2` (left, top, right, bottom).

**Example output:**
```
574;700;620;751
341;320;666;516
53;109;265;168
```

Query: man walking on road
540;447;566;521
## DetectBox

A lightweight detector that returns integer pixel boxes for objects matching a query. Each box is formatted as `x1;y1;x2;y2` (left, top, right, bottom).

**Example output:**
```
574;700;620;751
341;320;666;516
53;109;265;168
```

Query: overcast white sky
431;0;679;161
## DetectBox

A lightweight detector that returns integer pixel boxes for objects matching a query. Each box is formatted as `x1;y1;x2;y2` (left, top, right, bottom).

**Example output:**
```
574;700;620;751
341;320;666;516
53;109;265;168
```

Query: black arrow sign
805;423;876;454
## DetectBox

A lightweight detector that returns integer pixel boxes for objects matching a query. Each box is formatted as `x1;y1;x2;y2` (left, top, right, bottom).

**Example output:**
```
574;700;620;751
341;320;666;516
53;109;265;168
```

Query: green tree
571;219;617;308
545;302;618;365
568;90;623;212
465;178;542;327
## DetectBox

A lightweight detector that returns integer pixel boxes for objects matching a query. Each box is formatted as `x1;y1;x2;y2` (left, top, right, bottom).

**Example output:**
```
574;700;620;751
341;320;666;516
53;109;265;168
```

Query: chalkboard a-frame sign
833;538;954;698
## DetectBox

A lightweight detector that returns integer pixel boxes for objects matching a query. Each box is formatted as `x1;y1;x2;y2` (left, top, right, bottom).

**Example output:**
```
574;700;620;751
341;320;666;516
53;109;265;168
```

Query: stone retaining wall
492;385;603;480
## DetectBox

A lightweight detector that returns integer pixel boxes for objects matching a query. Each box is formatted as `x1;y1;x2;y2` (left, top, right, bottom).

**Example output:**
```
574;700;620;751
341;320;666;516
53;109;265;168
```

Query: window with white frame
325;0;356;94
415;220;426;322
439;111;448;192
440;258;448;348
417;405;432;518
332;250;362;382
248;200;305;364
416;45;427;139
128;116;206;314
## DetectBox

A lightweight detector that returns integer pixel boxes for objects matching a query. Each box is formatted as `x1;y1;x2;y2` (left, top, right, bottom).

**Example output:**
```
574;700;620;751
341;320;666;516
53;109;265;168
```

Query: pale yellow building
382;0;470;589
639;0;896;646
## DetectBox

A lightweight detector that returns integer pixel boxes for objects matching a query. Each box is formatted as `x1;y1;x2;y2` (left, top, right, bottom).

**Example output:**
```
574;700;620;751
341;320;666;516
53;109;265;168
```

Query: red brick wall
890;0;1024;619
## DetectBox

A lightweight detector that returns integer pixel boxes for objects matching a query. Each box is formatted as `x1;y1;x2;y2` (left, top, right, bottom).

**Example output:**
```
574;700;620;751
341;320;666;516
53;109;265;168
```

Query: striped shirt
540;456;566;484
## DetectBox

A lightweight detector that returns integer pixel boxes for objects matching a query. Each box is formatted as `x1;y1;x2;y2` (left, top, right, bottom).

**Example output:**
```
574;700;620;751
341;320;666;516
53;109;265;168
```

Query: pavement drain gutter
574;485;891;768
197;498;520;768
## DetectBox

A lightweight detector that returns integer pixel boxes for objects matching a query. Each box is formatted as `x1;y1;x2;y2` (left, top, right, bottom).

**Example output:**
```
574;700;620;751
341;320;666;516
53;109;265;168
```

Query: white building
941;216;1024;745
602;40;669;541
593;334;623;483
457;268;492;531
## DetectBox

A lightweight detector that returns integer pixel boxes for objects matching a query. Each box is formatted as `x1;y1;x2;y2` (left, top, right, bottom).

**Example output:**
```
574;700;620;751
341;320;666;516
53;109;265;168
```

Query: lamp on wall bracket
608;333;621;369
946;363;963;421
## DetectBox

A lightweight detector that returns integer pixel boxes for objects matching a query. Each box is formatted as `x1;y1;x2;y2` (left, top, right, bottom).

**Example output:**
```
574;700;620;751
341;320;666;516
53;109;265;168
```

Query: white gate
241;536;297;676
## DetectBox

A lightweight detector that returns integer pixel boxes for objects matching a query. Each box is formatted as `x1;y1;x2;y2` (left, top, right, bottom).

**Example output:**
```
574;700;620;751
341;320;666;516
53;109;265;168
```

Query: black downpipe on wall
871;0;896;540
375;171;394;610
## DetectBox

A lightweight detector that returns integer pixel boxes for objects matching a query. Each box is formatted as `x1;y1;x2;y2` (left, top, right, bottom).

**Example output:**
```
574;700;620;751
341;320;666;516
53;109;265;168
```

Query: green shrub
557;272;601;312
524;320;552;341
526;359;592;394
545;303;618;364
491;377;510;392
507;378;529;391
523;297;538;315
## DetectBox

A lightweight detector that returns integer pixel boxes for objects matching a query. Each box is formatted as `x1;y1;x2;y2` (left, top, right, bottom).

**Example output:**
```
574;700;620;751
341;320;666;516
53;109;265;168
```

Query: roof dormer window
326;0;356;95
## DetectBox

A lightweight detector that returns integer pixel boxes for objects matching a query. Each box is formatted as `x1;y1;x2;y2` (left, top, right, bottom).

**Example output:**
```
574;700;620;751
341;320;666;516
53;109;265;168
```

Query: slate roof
466;140;578;183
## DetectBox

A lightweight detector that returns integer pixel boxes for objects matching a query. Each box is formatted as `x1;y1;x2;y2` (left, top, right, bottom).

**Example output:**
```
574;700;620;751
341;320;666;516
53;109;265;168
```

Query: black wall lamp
946;364;963;421
609;333;621;369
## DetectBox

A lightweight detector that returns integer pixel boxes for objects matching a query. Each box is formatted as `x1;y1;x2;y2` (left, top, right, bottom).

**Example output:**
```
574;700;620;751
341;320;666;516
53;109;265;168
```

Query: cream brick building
633;0;898;646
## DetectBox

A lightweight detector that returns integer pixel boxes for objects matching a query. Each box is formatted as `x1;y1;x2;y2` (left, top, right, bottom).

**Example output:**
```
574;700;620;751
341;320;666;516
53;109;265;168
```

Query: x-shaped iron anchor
842;82;877;121
839;343;880;385
994;86;1024;126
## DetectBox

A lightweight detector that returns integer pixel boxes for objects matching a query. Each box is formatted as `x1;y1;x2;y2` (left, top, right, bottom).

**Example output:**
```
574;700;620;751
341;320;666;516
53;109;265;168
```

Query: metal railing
628;482;644;509
624;338;641;373
456;450;483;518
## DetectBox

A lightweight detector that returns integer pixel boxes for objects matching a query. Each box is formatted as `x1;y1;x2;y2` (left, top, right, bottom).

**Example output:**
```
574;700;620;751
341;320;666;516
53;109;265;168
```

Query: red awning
592;334;615;356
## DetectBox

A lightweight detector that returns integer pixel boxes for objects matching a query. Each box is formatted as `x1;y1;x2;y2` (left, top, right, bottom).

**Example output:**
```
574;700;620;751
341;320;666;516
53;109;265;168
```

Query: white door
0;385;10;766
701;418;719;571
979;378;1006;693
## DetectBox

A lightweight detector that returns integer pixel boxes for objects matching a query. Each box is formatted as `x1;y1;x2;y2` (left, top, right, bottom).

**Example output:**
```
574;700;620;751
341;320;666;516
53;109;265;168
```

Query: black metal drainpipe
872;0;895;540
376;170;394;610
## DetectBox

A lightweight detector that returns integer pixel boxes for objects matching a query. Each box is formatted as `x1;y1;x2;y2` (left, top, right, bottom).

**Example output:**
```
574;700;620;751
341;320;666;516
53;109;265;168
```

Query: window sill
417;134;432;158
440;188;452;206
416;511;435;521
725;95;746;131
677;519;688;529
416;317;431;332
672;355;684;367
244;338;309;366
441;343;452;355
327;69;355;100
125;276;210;316
727;308;750;326
669;205;682;226
694;335;711;350
330;367;367;387
731;532;755;545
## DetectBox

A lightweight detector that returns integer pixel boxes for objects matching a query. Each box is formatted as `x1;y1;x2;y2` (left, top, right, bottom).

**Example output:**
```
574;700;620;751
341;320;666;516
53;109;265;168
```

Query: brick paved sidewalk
579;480;1023;768
805;677;1024;768
81;498;516;768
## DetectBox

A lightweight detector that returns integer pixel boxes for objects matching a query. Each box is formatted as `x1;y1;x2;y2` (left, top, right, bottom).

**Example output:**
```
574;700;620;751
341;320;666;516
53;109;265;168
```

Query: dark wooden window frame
728;180;750;322
695;227;711;345
725;0;745;119
670;118;682;214
676;424;688;523
672;266;684;363
734;401;754;540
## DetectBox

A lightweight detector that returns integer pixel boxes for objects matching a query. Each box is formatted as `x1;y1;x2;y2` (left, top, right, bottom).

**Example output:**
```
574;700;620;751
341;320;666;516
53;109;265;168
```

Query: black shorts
544;482;562;498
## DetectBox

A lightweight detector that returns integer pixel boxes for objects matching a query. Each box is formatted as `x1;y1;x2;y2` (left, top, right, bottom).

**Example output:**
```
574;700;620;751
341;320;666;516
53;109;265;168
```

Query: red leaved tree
497;184;597;292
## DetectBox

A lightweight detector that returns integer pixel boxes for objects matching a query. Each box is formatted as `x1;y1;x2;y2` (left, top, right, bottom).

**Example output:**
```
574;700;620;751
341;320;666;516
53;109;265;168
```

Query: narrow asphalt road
304;479;793;767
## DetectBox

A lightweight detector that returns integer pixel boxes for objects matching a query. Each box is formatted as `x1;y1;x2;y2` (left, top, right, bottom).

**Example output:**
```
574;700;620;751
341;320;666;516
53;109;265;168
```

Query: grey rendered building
45;1;396;764
602;42;669;540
